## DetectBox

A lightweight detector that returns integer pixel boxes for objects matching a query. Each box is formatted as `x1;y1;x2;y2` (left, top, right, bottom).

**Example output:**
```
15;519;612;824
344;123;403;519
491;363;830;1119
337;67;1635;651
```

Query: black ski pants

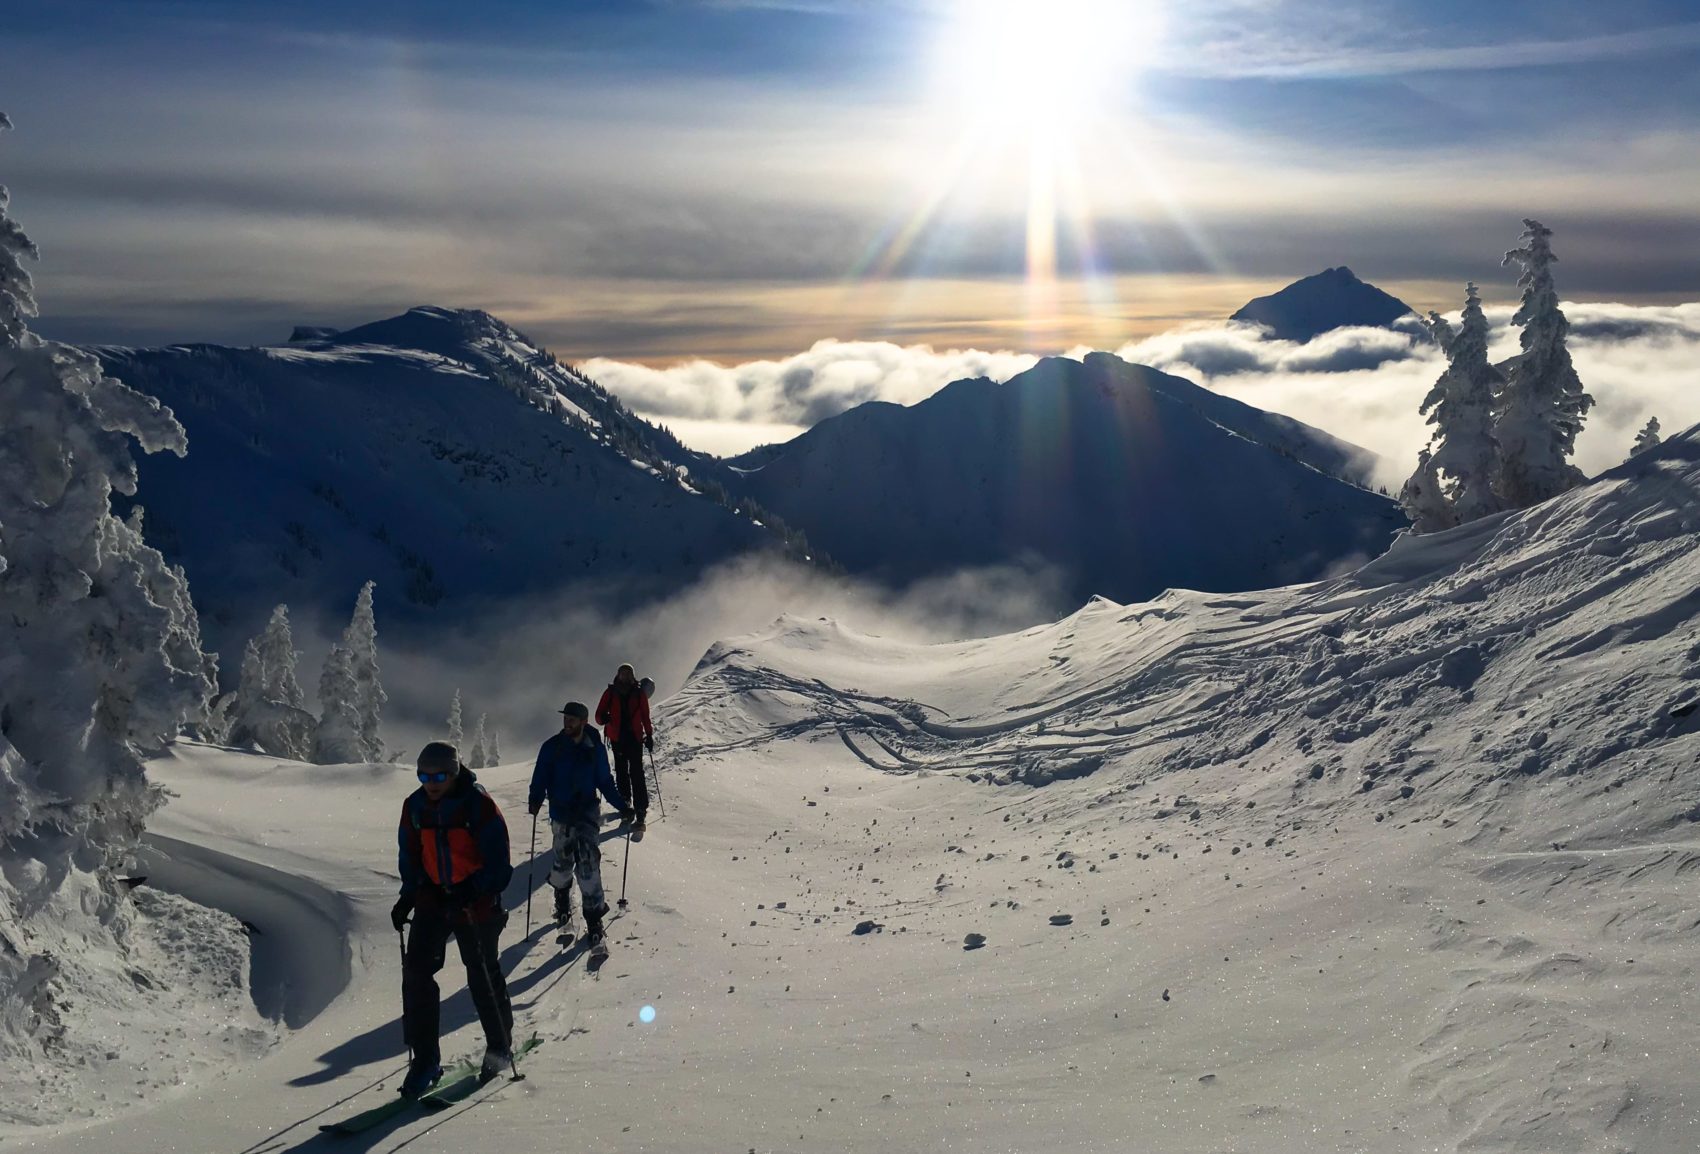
612;737;648;817
402;908;513;1068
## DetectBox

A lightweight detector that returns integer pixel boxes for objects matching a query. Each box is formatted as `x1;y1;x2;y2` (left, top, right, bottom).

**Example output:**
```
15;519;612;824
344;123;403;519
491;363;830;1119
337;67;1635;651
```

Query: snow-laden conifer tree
312;644;362;764
228;606;314;759
448;690;464;749
1494;220;1593;508
469;714;490;769
0;112;214;1060
257;604;305;709
1398;447;1455;534
343;581;385;762
1425;310;1457;354
1418;284;1501;524
487;726;501;766
1632;416;1662;456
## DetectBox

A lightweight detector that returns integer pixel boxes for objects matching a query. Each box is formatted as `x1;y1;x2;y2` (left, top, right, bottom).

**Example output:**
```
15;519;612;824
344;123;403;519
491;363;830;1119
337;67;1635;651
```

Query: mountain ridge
726;351;1406;605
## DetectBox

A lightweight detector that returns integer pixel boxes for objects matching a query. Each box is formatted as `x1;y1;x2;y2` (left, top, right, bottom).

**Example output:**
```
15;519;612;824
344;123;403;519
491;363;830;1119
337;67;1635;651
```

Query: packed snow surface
6;428;1699;1154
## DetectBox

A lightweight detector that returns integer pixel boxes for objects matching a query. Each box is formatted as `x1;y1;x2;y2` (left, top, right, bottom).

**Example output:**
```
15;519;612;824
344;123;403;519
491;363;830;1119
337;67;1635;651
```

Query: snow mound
680;426;1700;800
0;877;275;1129
664;426;1700;1149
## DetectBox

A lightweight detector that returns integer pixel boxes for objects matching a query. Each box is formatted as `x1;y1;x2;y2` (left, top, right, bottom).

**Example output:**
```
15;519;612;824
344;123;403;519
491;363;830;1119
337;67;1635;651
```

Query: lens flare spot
639;1004;657;1024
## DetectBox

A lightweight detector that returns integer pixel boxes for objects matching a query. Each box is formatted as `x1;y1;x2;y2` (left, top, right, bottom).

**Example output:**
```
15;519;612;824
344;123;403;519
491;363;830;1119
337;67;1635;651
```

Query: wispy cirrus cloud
1167;21;1700;79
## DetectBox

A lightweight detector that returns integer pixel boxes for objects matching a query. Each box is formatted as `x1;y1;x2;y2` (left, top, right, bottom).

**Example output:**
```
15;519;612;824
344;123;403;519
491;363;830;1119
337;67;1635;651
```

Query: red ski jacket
596;684;652;744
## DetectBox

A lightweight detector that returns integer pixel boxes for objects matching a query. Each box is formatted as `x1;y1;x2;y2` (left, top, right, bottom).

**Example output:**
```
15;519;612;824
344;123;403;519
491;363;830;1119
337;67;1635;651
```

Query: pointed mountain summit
1231;266;1416;342
727;352;1405;606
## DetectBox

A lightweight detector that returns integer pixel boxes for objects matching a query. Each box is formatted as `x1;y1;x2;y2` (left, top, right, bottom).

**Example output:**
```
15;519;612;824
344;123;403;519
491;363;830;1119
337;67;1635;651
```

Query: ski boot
481;1045;512;1080
399;1061;443;1100
585;905;609;960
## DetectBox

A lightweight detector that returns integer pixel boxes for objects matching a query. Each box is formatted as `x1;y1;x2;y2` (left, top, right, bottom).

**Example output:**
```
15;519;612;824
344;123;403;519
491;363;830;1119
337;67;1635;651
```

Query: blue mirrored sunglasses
416;770;454;784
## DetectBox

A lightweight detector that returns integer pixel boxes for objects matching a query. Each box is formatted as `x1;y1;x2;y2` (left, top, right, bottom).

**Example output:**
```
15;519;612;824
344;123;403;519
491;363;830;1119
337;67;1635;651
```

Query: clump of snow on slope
0;886;276;1129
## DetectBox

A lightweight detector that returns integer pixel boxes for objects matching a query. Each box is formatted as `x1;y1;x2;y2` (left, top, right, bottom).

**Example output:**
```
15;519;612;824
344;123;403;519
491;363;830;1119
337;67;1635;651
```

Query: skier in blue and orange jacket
392;741;514;1098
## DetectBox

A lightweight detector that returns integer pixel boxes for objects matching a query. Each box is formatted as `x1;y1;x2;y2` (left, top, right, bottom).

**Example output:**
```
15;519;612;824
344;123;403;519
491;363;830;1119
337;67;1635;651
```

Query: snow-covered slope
728;352;1405;605
94;307;805;656
10;428;1696;1154
1231;266;1418;342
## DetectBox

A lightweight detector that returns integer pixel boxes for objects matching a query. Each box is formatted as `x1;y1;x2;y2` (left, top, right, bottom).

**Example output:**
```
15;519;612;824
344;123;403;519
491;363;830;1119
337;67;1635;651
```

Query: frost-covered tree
1632;416;1662;456
1494;220;1593;509
1418;284;1501;524
256;604;305;709
339;581;384;762
487;726;501;766
311;644;362;764
469;714;490;769
1398;447;1456;534
1425;309;1457;355
448;690;464;748
0;112;215;1057
228;606;313;760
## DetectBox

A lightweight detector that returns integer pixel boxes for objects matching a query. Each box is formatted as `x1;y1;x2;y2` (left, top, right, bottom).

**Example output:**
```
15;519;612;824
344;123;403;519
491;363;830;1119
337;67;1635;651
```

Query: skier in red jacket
595;663;653;833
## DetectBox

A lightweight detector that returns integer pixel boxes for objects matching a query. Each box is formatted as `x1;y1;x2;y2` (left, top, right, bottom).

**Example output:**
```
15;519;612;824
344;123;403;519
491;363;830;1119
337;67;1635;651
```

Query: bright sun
938;0;1164;140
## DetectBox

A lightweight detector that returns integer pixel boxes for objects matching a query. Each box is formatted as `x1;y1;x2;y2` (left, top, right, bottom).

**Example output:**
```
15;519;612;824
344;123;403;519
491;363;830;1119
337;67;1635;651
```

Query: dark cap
558;701;589;720
417;741;460;771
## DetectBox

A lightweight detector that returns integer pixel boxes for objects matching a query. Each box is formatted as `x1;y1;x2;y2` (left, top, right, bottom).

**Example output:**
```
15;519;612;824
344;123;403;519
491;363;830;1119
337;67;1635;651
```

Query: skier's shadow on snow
287;922;573;1089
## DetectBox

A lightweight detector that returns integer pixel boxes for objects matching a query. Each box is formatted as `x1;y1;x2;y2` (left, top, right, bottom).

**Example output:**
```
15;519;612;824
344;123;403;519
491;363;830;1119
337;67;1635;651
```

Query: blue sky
3;0;1698;358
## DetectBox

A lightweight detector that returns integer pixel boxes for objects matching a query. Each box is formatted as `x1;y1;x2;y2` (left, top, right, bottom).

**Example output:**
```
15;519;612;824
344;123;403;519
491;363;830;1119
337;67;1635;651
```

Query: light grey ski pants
548;815;607;917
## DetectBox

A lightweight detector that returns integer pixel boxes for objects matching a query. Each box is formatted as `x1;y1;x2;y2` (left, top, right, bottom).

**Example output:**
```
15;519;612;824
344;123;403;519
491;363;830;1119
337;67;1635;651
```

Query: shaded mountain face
97;307;800;658
726;352;1407;606
1230;267;1417;342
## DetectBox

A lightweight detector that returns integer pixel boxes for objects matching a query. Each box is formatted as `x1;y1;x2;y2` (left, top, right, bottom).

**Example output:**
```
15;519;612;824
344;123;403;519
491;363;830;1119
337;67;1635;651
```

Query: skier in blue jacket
527;701;627;948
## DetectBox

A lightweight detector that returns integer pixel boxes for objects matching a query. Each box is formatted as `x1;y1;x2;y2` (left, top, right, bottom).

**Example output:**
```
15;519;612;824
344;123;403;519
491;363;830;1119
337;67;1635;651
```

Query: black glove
390;895;413;933
528;798;542;816
644;735;654;754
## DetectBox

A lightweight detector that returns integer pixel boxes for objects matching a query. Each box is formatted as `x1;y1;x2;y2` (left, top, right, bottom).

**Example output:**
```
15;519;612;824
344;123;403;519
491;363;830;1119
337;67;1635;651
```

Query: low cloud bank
304;555;1071;762
586;302;1699;491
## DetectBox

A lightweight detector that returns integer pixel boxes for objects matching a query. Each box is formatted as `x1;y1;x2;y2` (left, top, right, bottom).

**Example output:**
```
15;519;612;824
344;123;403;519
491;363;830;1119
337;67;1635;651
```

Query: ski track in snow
5;432;1700;1153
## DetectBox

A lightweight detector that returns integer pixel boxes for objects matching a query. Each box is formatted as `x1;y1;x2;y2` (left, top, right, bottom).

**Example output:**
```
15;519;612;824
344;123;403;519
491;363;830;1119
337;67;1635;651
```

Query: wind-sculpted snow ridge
678;426;1699;800
670;426;1700;1150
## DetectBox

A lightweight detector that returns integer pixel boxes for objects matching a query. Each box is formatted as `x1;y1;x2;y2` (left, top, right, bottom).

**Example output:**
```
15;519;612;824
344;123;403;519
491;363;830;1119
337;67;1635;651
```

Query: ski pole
468;919;524;1083
648;745;666;822
398;924;412;1066
524;811;538;938
617;829;631;910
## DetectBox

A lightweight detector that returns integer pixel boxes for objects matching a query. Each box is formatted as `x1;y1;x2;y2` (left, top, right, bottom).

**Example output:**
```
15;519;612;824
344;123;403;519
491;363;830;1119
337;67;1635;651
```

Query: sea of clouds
588;302;1700;488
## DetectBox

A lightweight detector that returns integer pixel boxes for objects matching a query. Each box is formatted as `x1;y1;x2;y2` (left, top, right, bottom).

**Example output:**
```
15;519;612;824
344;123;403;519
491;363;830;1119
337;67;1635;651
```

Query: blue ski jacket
528;728;627;823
